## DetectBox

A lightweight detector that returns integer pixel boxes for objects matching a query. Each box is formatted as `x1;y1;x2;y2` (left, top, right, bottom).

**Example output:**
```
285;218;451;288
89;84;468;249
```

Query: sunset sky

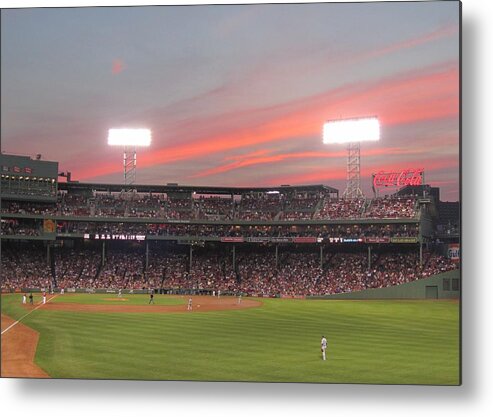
1;1;460;200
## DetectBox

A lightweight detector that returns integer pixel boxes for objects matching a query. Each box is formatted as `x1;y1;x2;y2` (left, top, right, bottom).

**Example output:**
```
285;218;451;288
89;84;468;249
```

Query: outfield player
238;294;242;304
118;288;122;298
321;336;328;361
187;297;193;311
149;292;154;304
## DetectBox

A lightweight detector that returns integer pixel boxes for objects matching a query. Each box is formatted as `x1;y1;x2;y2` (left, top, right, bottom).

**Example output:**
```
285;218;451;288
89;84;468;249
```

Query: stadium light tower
107;128;151;186
323;117;380;199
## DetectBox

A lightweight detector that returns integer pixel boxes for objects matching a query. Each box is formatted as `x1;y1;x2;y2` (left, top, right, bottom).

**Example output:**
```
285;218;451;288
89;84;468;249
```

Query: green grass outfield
1;294;459;384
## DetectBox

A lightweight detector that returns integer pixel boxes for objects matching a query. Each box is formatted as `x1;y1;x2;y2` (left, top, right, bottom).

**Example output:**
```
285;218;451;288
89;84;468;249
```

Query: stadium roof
58;182;339;195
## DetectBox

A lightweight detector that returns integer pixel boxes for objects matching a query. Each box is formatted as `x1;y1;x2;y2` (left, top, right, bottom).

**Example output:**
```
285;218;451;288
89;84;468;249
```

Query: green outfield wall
308;269;460;300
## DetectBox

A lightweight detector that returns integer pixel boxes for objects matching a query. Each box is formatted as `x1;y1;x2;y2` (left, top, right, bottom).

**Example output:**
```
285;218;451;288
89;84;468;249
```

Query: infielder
22;293;27;304
42;291;47;304
118;288;122;298
187;297;193;311
321;335;328;361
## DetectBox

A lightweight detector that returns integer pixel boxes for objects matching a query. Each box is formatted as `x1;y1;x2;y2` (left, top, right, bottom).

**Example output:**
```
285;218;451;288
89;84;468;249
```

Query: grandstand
0;153;459;297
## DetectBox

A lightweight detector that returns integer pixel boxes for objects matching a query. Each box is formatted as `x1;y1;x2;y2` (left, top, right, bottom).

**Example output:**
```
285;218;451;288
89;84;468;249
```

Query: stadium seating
1;243;458;295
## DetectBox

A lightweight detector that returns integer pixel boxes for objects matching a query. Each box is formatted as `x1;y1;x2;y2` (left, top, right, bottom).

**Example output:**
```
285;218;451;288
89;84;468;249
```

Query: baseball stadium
0;152;460;384
1;2;461;385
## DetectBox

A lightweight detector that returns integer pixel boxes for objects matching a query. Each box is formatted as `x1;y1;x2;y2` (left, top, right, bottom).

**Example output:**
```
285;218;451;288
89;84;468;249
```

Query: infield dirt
1;314;49;378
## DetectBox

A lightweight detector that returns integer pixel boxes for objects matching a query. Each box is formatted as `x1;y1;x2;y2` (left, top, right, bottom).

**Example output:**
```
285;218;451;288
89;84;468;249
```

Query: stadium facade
0;153;460;298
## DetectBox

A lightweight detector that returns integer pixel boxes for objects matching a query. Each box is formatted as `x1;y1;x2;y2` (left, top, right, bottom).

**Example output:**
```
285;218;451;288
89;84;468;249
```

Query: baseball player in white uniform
187;297;193;311
22;294;27;304
321;336;328;361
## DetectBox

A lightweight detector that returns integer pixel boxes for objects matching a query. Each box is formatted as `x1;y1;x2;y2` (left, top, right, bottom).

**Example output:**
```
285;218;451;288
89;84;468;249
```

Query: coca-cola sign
373;168;424;189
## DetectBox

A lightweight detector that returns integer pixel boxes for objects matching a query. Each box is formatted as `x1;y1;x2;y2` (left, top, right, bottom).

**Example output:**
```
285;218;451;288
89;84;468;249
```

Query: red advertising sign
447;244;460;262
220;237;244;243
293;237;318;243
373;168;424;189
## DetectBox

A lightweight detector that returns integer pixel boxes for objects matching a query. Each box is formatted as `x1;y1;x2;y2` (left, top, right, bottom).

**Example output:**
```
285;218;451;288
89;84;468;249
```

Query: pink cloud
190;147;420;179
112;59;125;75
264;156;458;187
363;24;459;61
74;62;458;182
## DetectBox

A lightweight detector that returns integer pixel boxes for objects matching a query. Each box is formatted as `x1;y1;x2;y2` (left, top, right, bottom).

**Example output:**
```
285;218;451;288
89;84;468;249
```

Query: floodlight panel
107;129;151;147
323;117;380;144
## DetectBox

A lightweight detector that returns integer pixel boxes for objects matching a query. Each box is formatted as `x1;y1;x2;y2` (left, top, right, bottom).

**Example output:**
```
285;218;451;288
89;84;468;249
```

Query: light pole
323;117;380;199
107;128;152;187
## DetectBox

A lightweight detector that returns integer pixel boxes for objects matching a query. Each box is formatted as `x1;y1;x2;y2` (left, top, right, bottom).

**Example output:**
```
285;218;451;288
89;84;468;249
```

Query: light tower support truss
323;117;380;200
123;146;137;186
108;128;151;189
342;142;364;199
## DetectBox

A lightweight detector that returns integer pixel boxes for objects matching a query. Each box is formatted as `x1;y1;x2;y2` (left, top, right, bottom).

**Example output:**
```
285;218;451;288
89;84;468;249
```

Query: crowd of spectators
1;219;41;236
194;196;234;220
55;249;101;289
280;211;315;221
237;192;282;220
363;196;417;219
1;201;55;215
421;252;459;277
1;191;419;221
1;244;52;289
284;192;321;210
95;252;145;289
314;198;366;219
1;243;458;295
166;249;456;296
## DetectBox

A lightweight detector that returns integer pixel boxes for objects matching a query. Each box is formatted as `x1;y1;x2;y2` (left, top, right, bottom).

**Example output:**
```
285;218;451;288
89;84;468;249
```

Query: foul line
1;294;59;335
